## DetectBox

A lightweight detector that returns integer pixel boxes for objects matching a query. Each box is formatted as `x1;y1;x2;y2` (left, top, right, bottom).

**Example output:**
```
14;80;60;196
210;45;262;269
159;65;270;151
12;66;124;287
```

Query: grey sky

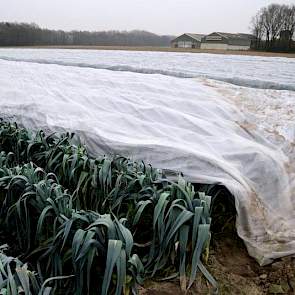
1;0;294;35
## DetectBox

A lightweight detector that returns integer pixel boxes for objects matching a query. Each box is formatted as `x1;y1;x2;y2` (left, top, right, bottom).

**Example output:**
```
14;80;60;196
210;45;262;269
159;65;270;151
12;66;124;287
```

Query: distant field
3;45;295;58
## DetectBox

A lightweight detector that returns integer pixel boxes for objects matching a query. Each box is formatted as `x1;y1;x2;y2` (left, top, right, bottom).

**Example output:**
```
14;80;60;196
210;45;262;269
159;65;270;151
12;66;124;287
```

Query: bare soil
139;231;295;294
4;45;295;58
139;233;295;294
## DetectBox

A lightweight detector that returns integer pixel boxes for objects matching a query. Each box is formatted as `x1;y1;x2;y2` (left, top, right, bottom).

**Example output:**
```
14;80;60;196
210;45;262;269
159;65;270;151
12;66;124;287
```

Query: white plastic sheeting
0;48;294;91
0;50;295;266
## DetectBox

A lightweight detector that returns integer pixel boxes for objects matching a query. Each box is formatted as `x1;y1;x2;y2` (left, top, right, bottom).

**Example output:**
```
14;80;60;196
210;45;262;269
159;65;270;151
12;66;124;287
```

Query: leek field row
0;120;217;294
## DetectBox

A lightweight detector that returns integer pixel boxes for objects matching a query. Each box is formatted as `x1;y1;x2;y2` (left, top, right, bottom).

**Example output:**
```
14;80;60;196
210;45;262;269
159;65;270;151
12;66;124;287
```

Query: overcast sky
1;0;294;35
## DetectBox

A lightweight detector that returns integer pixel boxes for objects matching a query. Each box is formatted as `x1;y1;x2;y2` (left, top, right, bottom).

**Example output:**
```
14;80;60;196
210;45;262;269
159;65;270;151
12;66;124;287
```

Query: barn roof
171;33;205;42
215;32;255;40
185;33;205;42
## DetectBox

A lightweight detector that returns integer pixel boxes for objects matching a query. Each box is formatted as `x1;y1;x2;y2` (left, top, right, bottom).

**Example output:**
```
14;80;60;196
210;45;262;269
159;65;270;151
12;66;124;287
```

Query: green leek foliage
0;120;217;294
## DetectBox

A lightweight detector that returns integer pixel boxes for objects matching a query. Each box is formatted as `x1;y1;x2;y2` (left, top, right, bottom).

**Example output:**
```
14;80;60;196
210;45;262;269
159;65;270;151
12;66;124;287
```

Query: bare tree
271;5;285;44
250;12;264;49
281;4;295;49
251;3;295;51
260;4;283;48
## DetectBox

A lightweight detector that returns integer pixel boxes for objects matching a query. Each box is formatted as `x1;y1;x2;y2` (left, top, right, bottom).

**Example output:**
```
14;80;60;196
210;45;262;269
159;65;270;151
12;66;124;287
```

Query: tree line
0;22;174;47
250;3;295;52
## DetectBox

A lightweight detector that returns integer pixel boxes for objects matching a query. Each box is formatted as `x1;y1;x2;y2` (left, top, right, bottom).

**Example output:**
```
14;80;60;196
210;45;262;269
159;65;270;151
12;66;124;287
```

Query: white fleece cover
0;49;295;265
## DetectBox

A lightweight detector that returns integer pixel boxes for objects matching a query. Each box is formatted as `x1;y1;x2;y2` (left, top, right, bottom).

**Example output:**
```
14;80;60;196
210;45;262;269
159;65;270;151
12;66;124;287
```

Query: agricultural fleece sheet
0;49;295;266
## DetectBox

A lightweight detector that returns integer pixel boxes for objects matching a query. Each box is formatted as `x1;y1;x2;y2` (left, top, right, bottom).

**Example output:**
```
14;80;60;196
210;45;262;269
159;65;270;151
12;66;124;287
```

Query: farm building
171;33;205;48
201;32;255;50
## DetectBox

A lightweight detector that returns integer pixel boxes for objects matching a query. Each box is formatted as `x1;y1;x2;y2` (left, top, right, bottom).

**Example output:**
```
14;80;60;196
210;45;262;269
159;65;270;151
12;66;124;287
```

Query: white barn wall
200;43;250;50
177;41;193;48
228;45;250;50
171;34;204;49
200;43;228;50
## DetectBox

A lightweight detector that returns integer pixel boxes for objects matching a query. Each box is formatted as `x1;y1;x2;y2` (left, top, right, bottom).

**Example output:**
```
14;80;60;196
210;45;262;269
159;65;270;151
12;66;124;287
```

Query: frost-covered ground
0;48;295;265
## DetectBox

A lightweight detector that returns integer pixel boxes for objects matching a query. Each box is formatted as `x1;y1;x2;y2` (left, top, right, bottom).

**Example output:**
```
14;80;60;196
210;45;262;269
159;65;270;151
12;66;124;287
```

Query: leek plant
0;120;217;294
